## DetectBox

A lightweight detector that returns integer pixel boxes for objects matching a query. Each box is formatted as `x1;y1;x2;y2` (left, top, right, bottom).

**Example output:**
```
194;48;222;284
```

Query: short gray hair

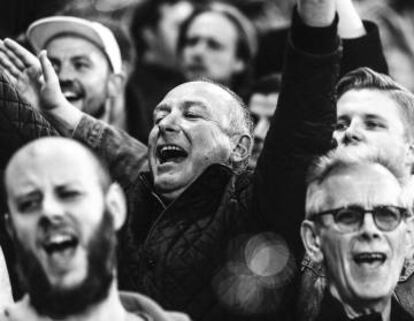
305;146;412;218
197;78;253;173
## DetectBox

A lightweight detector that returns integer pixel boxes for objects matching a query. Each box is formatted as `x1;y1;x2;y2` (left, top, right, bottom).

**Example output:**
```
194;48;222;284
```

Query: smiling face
180;12;244;86
149;81;238;200
335;89;412;170
46;36;111;118
5;140;111;291
313;164;412;308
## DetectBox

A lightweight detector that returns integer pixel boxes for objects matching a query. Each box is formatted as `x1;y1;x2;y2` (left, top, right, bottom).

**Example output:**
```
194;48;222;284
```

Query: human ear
301;220;324;263
105;183;127;231
106;73;125;99
229;134;252;165
4;213;14;239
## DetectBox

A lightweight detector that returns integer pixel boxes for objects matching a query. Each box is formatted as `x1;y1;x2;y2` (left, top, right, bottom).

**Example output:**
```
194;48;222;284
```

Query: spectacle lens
313;205;407;233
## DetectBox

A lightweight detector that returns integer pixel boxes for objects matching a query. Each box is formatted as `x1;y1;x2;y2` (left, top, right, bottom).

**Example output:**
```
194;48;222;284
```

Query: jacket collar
139;164;235;214
316;290;413;321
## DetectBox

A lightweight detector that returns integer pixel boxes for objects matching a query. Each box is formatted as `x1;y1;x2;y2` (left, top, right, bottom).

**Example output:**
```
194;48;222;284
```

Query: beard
13;209;116;318
60;79;107;119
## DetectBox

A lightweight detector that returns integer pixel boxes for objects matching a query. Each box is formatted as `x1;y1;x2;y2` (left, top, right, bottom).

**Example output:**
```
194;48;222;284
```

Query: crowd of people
0;0;413;320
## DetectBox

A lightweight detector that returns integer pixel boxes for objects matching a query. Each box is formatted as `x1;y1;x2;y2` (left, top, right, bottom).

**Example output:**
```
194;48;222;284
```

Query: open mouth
157;144;188;164
43;232;79;257
62;90;83;103
353;252;386;265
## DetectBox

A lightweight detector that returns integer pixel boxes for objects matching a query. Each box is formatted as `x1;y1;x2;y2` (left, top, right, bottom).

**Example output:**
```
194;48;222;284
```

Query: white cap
26;16;122;74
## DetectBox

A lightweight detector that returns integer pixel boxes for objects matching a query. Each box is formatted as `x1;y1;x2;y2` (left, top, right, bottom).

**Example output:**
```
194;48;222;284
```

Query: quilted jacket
0;73;59;299
71;22;339;320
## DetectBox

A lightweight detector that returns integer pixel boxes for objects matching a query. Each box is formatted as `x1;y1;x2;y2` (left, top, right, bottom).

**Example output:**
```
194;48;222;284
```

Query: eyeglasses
309;205;409;233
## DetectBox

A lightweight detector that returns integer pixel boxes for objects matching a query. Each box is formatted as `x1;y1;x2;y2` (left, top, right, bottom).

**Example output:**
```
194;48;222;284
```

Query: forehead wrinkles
161;83;237;125
6;142;101;192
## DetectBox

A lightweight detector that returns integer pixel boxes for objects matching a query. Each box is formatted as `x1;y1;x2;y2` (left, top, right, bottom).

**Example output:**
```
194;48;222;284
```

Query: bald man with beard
1;137;189;321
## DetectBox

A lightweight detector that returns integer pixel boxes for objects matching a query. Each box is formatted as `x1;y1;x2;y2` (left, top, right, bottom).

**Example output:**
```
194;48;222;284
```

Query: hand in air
0;38;66;111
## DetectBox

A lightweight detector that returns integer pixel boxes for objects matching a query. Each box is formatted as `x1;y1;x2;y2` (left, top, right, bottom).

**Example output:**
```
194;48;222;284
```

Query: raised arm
0;38;148;191
253;0;339;257
337;0;388;75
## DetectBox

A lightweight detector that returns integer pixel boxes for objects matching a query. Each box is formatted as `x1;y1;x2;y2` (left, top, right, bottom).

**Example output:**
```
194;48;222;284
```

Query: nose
188;40;205;58
342;122;364;145
158;111;181;134
41;194;65;219
359;213;381;240
254;119;270;141
57;63;76;81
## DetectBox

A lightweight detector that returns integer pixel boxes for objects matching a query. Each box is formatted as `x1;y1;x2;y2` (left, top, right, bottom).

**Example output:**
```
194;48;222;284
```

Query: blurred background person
126;0;196;143
247;73;281;168
177;2;258;100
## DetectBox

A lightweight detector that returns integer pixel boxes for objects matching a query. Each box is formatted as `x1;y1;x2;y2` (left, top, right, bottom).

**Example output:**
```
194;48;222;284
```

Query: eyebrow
364;114;386;121
153;104;170;114
337;113;386;121
182;100;208;111
48;54;91;62
13;189;41;201
154;100;208;112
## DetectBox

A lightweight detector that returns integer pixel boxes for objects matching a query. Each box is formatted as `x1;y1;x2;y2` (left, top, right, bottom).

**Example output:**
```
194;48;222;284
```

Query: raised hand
297;0;336;27
0;38;66;111
336;0;366;39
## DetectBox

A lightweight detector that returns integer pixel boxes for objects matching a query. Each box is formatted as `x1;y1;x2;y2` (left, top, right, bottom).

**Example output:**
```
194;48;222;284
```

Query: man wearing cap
26;16;125;125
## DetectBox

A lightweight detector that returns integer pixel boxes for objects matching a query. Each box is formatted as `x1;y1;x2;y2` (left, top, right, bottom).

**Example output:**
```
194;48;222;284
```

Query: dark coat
72;14;339;319
289;9;414;321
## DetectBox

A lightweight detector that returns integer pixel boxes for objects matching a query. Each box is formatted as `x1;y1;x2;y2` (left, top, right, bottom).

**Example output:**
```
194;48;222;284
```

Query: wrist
292;7;339;54
298;1;336;27
42;101;83;136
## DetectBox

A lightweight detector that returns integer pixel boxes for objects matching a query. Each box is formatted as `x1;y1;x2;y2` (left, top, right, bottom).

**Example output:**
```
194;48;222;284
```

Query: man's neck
330;286;392;321
8;282;131;321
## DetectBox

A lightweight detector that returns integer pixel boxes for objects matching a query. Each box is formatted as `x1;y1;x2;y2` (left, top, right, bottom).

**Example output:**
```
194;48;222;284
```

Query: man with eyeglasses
300;149;414;321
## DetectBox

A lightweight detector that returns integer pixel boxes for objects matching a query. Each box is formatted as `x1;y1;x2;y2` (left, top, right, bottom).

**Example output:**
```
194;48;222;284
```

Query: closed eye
184;111;202;119
365;119;386;129
17;199;40;213
57;186;83;200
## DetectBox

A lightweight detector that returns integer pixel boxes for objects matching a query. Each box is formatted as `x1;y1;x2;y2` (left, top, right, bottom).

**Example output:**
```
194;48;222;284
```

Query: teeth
354;252;386;263
160;145;183;153
62;91;78;99
49;234;72;245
